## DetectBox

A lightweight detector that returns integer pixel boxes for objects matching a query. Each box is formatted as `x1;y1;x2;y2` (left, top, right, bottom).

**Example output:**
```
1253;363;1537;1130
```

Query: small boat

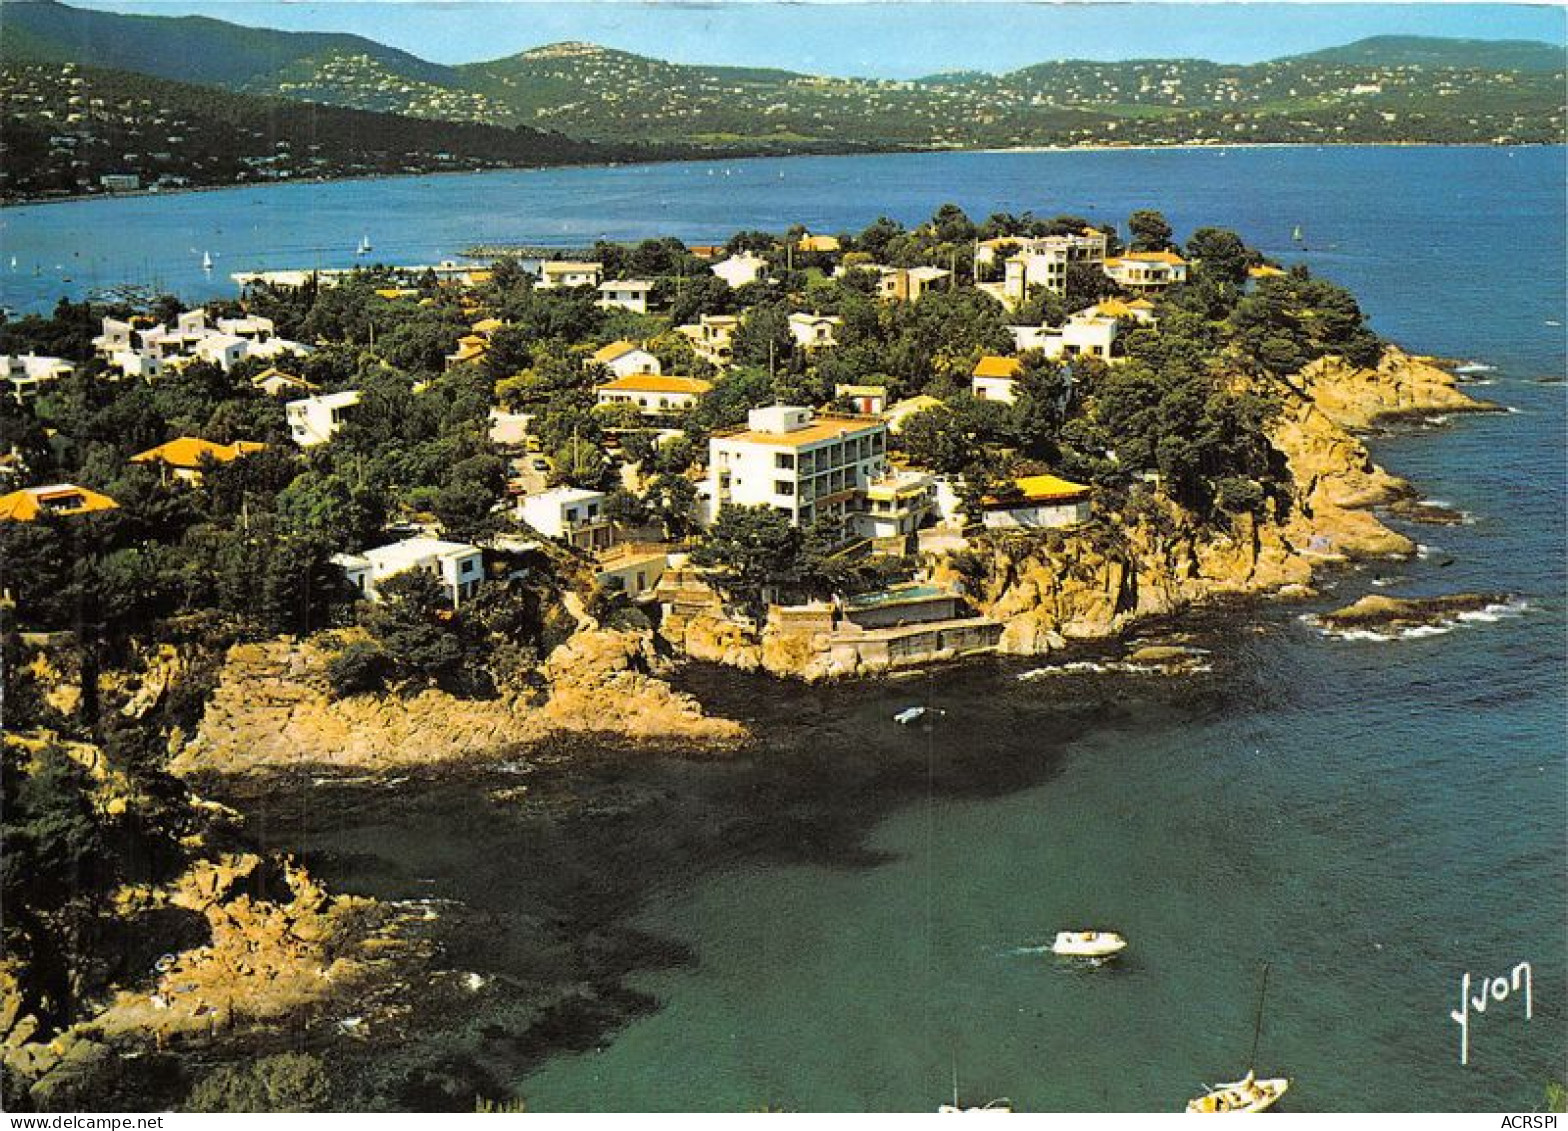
1051;930;1127;958
1185;1071;1289;1114
894;705;944;726
357;234;373;255
1291;225;1303;242
938;1100;1012;1113
1187;963;1289;1113
201;251;213;271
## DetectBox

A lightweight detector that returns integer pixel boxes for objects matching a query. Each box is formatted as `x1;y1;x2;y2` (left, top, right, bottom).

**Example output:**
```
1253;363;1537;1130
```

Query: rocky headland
660;346;1492;677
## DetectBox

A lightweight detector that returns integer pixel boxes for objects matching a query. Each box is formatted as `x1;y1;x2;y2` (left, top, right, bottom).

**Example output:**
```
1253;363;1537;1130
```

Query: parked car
530;457;551;472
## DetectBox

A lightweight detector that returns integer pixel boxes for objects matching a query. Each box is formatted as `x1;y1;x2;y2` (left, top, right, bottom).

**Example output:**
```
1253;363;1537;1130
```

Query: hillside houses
91;310;310;378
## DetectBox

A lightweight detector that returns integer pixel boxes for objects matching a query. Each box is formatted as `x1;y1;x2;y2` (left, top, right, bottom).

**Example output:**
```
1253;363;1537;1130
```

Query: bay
16;145;1562;1112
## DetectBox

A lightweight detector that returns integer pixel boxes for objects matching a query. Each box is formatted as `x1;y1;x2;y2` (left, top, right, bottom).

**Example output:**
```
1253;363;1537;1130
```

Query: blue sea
7;146;1563;1112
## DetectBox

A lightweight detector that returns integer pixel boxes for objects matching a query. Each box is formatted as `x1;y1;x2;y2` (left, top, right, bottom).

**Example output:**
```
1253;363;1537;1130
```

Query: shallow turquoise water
50;146;1562;1111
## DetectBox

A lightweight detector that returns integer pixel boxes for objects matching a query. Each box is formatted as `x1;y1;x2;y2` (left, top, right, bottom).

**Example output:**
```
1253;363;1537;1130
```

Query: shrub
186;1052;330;1113
326;639;390;698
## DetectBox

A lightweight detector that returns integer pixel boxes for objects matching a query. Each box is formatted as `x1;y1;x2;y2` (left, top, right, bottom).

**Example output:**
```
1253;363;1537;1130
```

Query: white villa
676;314;741;368
591;340;662;379
875;265;951;303
787;313;842;350
971;356;1023;404
285;389;361;448
537;261;604;290
2;354;74;401
595;374;713;417
707;405;888;538
333;536;485;607
518;487;613;551
597;279;654;314
711;252;768;289
1010;308;1119;361
1102;250;1189;292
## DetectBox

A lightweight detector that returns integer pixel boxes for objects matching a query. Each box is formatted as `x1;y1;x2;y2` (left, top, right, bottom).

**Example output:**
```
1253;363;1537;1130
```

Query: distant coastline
4;138;1559;211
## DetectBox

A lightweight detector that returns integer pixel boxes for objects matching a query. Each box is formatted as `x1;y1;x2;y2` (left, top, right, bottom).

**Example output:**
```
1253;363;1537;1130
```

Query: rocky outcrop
1287;346;1499;430
1315;592;1509;632
2;848;421;1110
952;505;1315;656
175;626;742;776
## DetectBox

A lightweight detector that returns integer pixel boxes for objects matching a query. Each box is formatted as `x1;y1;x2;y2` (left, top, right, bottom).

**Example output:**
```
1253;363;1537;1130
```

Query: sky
66;1;1568;77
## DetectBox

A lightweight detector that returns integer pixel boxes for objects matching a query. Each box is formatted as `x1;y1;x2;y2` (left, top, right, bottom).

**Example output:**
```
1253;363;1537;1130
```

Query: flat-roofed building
537;260;604;289
707;405;888;538
285;390;361;447
332;536;484;607
518;487;613;551
597;279;654;314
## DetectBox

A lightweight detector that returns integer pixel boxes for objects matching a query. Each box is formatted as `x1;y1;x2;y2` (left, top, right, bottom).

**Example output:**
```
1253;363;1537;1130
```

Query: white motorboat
893;706;944;726
1051;929;1127;958
1185;1071;1289;1113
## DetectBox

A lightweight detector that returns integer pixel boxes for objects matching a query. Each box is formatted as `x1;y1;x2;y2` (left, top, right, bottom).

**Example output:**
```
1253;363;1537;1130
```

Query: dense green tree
1128;209;1174;252
690;504;802;616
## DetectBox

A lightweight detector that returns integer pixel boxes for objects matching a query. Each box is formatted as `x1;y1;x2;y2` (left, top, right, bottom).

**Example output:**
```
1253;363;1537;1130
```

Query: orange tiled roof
130;437;266;470
982;473;1091;508
592;340;645;364
597;374;713;395
973;355;1023;379
0;484;118;522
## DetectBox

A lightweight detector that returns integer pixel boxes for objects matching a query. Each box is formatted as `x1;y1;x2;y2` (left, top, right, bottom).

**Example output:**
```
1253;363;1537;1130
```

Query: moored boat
1051;929;1126;958
1185;1071;1288;1113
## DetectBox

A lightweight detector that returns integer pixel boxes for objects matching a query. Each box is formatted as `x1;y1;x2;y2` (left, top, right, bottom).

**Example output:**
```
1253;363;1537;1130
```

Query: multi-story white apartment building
707;405;888;537
1010;308;1120;361
1;354;74;401
975;229;1109;305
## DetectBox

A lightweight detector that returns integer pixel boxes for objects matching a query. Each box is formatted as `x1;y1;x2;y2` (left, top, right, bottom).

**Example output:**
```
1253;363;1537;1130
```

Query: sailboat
1186;963;1290;1113
201;251;213;271
356;234;373;256
1291;225;1304;243
939;1066;1012;1113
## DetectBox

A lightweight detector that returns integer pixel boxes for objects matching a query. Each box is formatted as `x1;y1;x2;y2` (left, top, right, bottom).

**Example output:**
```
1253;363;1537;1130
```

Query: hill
1289;35;1567;73
0;0;457;89
1;3;1562;157
0;59;649;201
